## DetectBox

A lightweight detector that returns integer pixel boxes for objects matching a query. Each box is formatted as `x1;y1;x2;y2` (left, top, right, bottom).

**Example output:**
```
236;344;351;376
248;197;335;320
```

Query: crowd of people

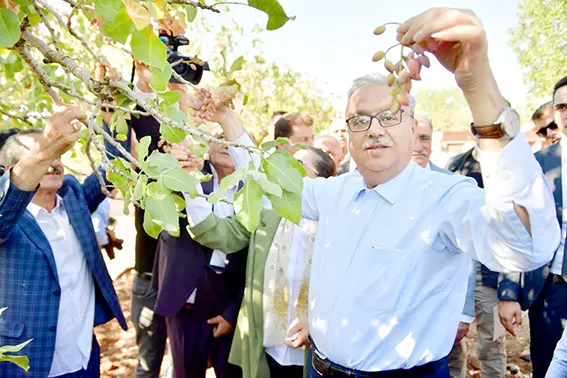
2;6;567;378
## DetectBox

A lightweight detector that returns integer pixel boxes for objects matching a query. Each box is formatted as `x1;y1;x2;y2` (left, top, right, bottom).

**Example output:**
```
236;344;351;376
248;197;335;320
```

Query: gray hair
0;130;41;166
413;111;433;130
347;73;416;117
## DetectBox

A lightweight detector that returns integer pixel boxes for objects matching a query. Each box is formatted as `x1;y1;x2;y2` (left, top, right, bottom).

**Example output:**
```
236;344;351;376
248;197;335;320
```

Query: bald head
314;135;342;165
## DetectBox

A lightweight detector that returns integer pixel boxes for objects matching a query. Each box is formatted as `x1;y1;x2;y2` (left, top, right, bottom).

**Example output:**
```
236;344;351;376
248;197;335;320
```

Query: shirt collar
355;162;417;205
425;162;432;170
27;195;64;217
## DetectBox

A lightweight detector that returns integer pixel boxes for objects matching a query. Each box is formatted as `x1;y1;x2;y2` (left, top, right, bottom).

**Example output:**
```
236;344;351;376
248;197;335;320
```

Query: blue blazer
430;162;476;320
498;142;561;310
0;171;127;377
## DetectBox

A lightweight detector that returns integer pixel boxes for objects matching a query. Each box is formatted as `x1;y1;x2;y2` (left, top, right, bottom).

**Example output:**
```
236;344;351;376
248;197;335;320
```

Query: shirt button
53;290;61;297
49;326;56;332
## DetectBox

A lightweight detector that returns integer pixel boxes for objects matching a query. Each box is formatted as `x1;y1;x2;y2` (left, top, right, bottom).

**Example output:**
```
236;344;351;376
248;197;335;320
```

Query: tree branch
0;107;35;127
168;0;221;13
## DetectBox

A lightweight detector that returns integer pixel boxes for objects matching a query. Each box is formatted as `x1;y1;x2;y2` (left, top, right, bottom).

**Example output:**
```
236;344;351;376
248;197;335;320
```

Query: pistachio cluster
372;24;431;113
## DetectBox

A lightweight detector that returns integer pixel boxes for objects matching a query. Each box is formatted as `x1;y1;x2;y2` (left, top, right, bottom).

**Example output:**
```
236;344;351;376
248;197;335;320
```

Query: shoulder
63;174;81;189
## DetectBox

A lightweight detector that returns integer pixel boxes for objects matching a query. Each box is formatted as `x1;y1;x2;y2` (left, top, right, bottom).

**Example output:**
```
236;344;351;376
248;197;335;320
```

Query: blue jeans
131;276;168;378
307;348;450;378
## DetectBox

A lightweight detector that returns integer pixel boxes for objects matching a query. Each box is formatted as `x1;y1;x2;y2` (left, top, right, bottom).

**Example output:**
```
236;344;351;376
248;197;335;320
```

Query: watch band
470;122;506;139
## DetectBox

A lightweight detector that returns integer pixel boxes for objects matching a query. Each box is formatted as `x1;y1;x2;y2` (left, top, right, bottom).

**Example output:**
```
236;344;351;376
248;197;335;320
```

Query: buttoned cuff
460;315;474;324
476;134;541;200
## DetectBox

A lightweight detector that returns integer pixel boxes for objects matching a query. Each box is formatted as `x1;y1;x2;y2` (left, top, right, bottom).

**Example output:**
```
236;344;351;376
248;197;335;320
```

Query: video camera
159;32;210;85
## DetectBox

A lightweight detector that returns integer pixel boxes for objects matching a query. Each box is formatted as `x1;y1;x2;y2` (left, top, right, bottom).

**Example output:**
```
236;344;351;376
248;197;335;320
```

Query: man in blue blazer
498;75;567;378
0;106;127;378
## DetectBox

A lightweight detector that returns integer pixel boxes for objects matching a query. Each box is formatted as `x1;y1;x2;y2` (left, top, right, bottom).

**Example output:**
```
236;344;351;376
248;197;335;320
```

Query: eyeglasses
536;120;558;138
345;109;407;133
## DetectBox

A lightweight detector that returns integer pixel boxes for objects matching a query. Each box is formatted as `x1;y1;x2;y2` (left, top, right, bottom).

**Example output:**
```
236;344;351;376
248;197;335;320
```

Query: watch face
504;109;521;137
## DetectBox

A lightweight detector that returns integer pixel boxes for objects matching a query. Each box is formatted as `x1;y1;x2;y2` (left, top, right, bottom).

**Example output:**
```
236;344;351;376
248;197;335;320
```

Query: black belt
137;272;152;281
311;344;446;378
552;274;567;285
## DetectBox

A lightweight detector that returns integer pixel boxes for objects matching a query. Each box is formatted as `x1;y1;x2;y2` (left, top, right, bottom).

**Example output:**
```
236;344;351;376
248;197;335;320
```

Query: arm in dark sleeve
0;171;37;244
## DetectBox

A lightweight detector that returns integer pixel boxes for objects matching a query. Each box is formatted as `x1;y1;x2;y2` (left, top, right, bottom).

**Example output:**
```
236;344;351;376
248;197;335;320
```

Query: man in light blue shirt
199;8;560;378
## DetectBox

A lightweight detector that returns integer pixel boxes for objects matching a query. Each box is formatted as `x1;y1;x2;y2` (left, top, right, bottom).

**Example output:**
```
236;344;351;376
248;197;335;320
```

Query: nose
414;136;423;152
367;118;385;138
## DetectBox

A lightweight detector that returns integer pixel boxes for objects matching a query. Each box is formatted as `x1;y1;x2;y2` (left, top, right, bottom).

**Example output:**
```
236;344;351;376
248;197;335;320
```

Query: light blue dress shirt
230;133;559;372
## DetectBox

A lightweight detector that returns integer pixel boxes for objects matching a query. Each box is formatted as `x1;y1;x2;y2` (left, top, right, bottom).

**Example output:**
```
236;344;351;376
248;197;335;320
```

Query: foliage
0;308;32;371
415;88;471;130
509;0;567;99
0;0;309;239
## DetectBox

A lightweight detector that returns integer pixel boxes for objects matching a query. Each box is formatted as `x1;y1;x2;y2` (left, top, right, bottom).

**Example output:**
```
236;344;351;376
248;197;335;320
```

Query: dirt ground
97;272;533;378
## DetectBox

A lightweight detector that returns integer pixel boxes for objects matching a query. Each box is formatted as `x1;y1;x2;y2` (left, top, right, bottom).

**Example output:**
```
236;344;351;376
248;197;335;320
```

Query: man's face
331;123;349;157
314;136;342;165
346;84;414;184
208;139;235;174
280;124;314;155
554;86;567;135
534;107;561;145
412;120;432;168
16;134;65;191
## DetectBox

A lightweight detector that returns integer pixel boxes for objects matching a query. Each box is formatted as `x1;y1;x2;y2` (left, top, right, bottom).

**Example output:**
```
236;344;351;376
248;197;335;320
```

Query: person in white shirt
196;8;560;377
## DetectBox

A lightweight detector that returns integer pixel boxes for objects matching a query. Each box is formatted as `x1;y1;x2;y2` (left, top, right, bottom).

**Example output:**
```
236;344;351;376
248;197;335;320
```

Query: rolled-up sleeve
441;134;560;272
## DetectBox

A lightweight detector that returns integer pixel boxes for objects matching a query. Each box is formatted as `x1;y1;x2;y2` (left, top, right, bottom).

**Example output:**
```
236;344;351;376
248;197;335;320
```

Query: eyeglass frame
345;109;409;133
536;120;559;138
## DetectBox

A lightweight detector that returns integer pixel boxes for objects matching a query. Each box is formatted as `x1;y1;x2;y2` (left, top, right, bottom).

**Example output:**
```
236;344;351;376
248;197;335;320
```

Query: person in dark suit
498;75;567;378
0;106;126;378
152;136;247;378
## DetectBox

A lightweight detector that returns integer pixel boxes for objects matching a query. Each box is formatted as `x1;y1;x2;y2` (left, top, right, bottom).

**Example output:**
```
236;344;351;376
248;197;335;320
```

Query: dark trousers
166;307;242;378
131;275;168;378
307;348;449;378
53;337;100;378
529;276;567;378
266;353;303;378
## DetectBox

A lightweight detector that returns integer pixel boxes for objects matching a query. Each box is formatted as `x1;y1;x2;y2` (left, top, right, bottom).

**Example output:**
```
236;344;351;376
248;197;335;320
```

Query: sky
211;0;527;112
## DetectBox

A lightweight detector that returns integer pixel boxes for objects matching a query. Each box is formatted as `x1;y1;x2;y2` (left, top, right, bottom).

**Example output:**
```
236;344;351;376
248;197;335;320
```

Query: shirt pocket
354;243;414;315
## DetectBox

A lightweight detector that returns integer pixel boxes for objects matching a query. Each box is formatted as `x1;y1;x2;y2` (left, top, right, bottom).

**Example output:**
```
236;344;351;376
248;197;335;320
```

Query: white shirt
264;220;309;366
183;165;237;303
185;185;309;367
91;198;110;246
551;136;567;275
230;133;558;371
27;196;96;377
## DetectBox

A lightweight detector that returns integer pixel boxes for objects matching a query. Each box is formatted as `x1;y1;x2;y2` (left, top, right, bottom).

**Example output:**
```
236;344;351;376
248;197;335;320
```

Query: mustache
363;137;393;149
413;149;428;157
47;166;63;174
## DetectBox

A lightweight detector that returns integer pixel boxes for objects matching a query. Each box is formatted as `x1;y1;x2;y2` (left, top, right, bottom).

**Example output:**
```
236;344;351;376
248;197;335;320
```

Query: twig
91;121;142;170
86;135;113;198
0;107;34;127
33;2;77;94
210;1;248;9
14;42;64;105
110;81;264;154
168;0;221;13
67;0;84;30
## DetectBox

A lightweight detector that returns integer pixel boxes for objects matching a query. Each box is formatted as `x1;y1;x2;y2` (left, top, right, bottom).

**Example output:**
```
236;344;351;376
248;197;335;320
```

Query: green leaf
12;0;33;5
162;168;199;194
185;5;197;22
160;123;187;144
160;90;182;106
172;193;186;211
143;209;161;239
136;136;151;162
0;9;21;48
146;151;181;171
133;174;148;201
207;170;247;204
130;27;167;69
110;111;128;136
0;354;30;371
267;189;301;224
247;0;294;30
261;137;291;150
257;173;282;197
150;64;172;92
146;194;179;236
0;307;6;316
243;94;249;106
0;338;32;354
123;190;131;216
234;180;264;232
95;0;124;21
262;150;303;194
230;56;244;73
101;8;135;45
